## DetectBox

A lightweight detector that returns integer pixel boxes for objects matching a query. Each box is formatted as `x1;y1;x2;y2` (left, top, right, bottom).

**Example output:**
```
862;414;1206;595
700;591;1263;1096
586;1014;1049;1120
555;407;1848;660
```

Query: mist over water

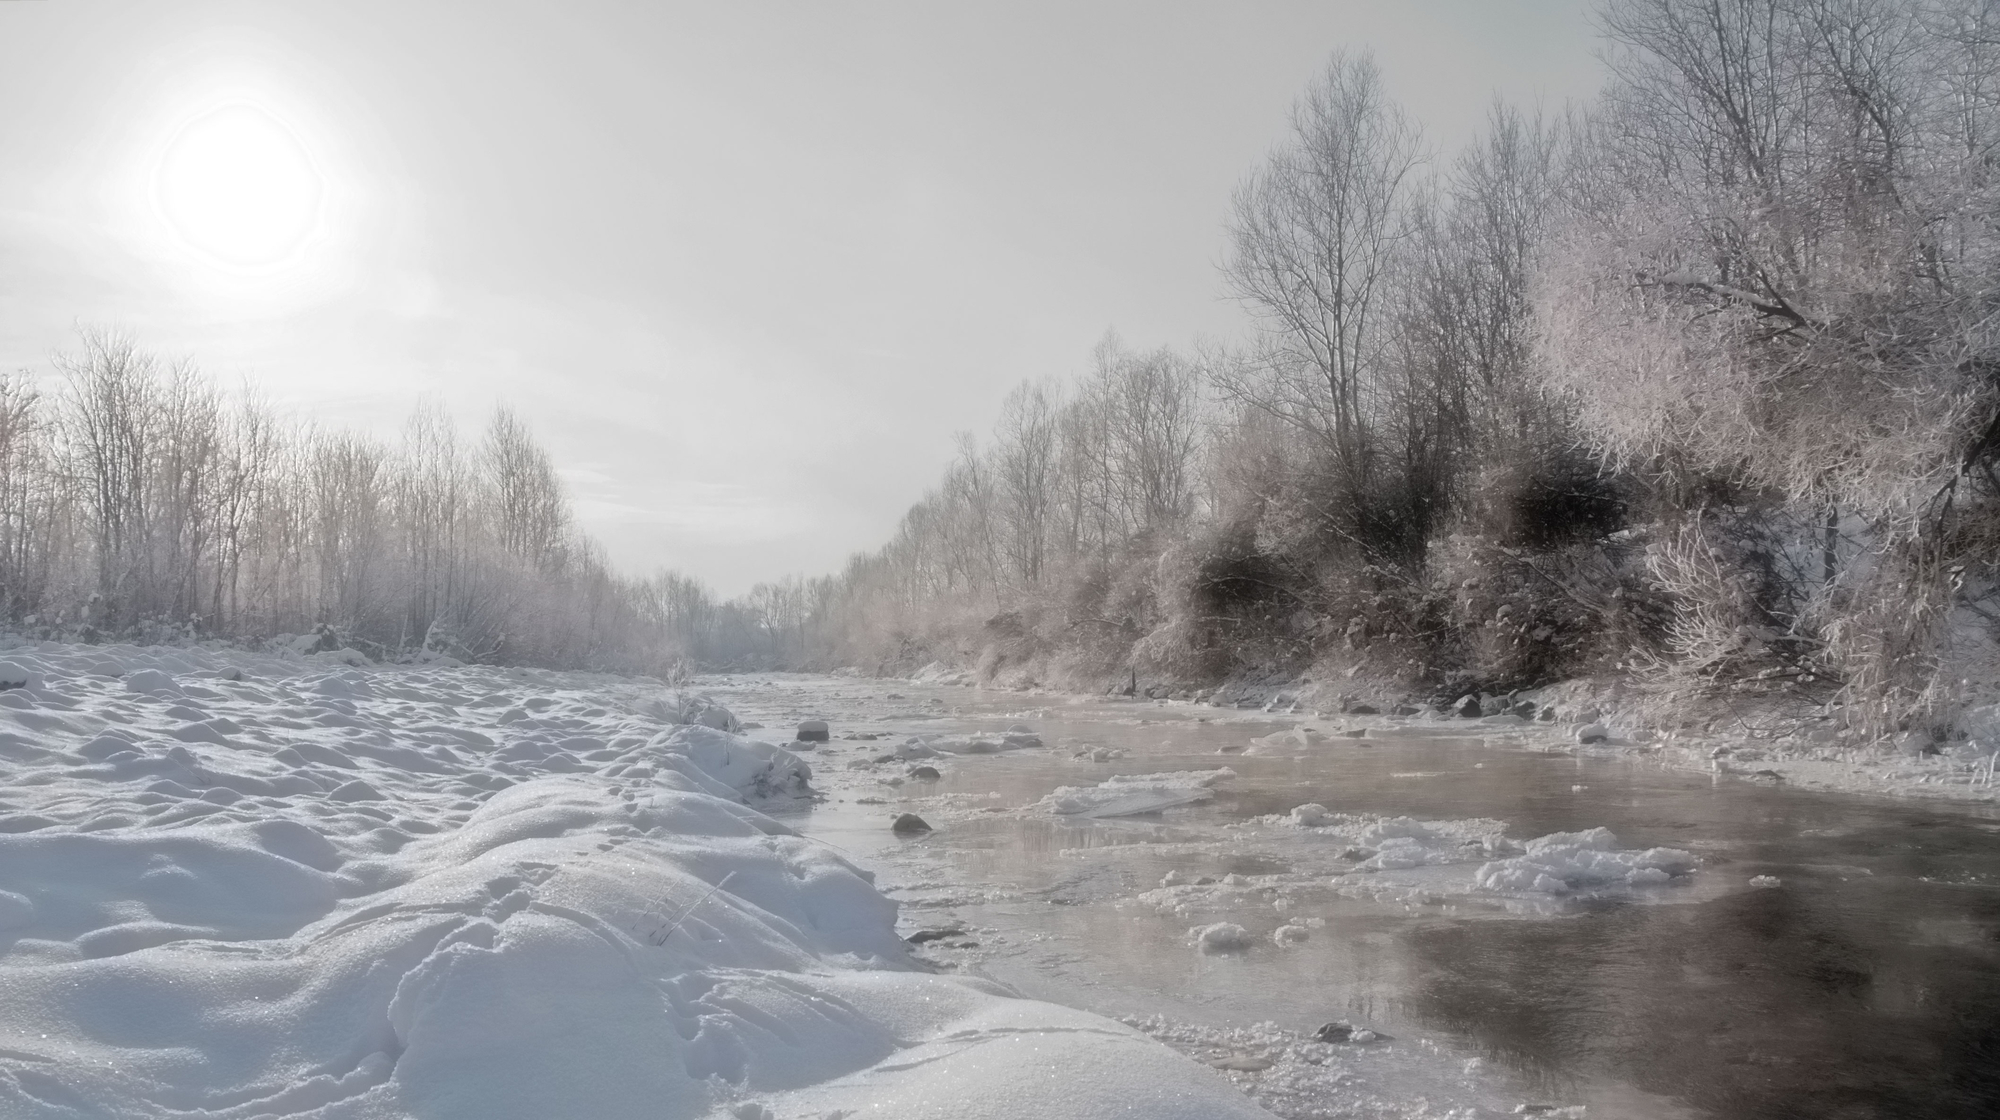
714;674;2000;1120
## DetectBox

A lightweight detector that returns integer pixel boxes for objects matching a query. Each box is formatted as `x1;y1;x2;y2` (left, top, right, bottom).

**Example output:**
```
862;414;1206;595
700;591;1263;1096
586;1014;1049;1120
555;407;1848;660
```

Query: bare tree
1222;50;1424;488
993;380;1059;587
1096;337;1206;531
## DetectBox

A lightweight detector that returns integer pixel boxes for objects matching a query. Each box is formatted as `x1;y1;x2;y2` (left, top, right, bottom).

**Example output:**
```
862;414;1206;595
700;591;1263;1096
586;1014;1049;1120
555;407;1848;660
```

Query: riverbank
897;658;2000;807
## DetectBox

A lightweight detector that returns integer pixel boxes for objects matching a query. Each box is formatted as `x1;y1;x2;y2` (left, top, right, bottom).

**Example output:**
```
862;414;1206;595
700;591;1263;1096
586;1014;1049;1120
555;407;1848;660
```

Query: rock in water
797;719;830;742
1575;722;1610;744
1455;695;1484;718
908;765;942;781
890;813;932;834
1313;1020;1383;1044
1314;1022;1355;1043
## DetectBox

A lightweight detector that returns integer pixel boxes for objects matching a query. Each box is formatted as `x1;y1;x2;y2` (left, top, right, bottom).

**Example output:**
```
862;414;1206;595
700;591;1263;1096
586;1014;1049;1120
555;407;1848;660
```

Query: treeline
754;0;2000;734
0;331;725;672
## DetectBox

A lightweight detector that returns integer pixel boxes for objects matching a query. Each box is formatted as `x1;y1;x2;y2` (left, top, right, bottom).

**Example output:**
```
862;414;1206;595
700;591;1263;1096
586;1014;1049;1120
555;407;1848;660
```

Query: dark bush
1506;449;1625;550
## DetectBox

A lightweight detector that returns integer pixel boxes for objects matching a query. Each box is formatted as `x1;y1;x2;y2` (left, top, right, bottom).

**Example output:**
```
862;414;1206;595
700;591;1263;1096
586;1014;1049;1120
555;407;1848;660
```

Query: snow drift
0;644;1271;1120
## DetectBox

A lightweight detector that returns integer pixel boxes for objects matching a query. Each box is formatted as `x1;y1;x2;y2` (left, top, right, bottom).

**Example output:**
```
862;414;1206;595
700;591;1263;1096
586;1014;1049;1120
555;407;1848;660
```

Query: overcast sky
0;1;1604;596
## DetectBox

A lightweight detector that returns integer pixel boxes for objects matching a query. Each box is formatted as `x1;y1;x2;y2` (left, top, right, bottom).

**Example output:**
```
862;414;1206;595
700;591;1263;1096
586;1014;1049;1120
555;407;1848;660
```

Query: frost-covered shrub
1133;530;1257;682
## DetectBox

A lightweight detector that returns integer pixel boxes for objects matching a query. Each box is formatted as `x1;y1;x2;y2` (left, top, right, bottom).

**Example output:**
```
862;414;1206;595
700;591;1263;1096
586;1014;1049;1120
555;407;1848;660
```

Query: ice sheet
1037;768;1237;818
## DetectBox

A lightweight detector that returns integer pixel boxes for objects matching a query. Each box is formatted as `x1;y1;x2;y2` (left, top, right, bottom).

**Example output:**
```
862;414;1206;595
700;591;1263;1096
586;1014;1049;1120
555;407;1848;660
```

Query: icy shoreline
908;660;2000;807
0;644;1273;1120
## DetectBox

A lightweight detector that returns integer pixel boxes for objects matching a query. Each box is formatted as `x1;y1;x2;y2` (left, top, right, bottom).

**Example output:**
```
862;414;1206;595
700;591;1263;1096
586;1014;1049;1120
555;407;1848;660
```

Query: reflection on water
716;677;2000;1119
1408;859;2000;1118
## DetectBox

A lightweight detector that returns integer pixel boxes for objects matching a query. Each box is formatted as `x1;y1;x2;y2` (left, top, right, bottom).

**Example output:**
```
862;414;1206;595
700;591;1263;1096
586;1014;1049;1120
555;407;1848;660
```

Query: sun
153;102;325;270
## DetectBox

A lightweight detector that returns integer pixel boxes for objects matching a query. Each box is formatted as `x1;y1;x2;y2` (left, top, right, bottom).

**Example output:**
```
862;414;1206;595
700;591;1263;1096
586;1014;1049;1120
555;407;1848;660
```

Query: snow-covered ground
0;644;1276;1120
10;649;1980;1120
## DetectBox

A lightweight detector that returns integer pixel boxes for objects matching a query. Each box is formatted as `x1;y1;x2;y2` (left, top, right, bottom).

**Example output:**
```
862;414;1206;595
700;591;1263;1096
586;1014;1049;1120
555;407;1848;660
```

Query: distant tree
484;407;571;576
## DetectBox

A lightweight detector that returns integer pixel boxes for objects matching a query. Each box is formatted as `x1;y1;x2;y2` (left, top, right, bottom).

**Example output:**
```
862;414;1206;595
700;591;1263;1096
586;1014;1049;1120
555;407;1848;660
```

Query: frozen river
709;673;2000;1120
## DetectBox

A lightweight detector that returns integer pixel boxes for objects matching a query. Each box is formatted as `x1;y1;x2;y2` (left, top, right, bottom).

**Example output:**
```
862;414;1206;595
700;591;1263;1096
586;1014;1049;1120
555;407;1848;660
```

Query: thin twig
649;870;736;946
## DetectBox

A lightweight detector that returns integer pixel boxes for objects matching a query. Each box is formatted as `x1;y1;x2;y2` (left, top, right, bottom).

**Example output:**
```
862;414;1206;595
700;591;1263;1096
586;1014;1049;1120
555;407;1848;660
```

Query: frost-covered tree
1537;0;2000;721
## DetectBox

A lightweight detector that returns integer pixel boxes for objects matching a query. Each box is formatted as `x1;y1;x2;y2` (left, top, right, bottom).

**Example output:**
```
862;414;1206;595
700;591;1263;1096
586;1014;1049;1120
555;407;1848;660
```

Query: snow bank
1475;827;1697;894
0;644;1274;1120
1038;769;1236;818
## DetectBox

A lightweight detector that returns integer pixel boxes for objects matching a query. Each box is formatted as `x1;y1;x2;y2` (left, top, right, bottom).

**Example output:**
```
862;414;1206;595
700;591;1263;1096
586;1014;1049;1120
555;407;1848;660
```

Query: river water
704;674;2000;1120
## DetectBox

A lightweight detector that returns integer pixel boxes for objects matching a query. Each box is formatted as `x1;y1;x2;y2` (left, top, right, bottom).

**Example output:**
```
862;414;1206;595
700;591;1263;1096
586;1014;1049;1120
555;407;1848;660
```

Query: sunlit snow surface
0;645;1271;1120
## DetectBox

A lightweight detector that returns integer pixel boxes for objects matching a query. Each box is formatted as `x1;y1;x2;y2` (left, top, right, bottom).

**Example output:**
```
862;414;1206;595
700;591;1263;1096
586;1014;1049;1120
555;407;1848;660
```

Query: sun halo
153;101;326;272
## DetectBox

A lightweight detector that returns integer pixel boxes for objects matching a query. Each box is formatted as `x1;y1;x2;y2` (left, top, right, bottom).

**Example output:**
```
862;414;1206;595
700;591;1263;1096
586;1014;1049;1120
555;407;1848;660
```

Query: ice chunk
1246;727;1325;753
910;732;1041;754
1038;769;1234;818
1290;802;1335;827
1476;827;1696;894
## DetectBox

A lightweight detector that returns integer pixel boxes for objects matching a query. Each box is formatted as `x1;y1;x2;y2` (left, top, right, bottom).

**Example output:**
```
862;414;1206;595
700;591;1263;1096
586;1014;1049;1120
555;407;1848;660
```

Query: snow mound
670;693;741;732
1038;769;1236;818
1475;827;1697;894
1191;921;1254;953
910;661;974;686
0;645;1273;1120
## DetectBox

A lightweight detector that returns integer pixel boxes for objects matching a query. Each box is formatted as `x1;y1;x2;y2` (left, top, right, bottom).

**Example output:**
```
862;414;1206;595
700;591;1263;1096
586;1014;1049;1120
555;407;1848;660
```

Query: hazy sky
0;1;1604;596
